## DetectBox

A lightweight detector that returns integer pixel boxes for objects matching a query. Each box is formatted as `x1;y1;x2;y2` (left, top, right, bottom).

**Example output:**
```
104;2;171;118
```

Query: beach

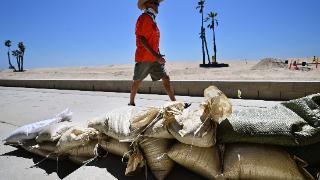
0;60;319;81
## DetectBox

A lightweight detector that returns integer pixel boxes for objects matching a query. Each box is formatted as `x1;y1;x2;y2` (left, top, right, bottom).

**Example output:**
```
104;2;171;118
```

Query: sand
0;60;319;81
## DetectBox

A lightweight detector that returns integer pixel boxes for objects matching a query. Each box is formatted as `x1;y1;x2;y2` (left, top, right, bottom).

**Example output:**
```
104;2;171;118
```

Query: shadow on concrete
1;147;80;179
2;147;205;180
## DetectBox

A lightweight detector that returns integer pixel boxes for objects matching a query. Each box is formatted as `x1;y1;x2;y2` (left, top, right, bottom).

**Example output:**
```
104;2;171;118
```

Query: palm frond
12;50;18;57
18;42;25;52
5;40;11;47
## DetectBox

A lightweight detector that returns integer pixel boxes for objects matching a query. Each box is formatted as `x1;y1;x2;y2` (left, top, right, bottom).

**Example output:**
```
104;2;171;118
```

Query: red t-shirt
135;13;160;62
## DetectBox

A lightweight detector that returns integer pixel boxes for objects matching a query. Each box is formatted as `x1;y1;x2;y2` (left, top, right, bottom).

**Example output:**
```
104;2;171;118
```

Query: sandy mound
252;58;287;70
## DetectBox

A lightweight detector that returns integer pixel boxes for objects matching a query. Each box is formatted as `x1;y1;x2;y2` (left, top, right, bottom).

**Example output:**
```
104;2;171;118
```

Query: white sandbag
56;126;98;153
99;138;131;157
4;108;73;144
223;143;305;179
167;105;216;147
168;142;221;179
88;106;159;142
86;114;106;134
202;86;232;122
36;122;73;143
139;137;175;180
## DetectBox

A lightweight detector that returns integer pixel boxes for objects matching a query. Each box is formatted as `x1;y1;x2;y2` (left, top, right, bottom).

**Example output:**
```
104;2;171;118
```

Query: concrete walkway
0;87;279;180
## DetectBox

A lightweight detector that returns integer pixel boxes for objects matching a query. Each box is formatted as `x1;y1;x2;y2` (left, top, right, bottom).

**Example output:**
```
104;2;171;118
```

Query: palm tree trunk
21;56;24;71
213;21;217;64
7;51;12;68
7;48;15;70
201;35;205;64
201;13;205;64
20;52;24;71
204;35;210;64
17;56;20;71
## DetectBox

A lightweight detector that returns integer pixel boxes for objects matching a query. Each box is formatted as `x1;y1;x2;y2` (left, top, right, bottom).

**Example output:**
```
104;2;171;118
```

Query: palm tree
196;0;211;64
4;40;16;70
205;11;219;64
18;42;25;71
12;50;22;71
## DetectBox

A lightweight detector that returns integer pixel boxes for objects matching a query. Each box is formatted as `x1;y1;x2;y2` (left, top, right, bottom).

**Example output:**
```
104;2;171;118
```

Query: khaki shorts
133;61;167;81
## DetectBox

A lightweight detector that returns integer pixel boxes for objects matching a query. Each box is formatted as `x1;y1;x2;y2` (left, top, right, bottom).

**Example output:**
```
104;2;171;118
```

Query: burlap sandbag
166;105;216;147
139;137;175;180
56;126;98;153
202;86;232;123
36;122;73;143
88;106;159;142
99;138;131;157
68;141;98;157
125;148;145;176
131;107;160;130
168;142;221;179
285;141;320;166
68;156;92;165
144;112;174;139
144;102;189;139
223;143;306;179
21;142;59;160
38;141;58;152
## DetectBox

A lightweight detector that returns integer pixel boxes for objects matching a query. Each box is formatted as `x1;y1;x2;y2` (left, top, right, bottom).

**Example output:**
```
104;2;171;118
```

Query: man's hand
156;55;166;65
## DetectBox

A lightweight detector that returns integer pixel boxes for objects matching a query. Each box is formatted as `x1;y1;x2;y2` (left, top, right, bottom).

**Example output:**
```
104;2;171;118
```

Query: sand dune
0;60;319;81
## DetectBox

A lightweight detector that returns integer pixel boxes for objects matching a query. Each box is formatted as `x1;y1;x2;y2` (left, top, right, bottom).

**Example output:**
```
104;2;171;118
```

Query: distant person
129;0;176;106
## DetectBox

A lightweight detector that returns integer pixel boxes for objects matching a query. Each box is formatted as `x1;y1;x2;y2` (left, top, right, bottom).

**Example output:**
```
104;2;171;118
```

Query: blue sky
1;0;319;69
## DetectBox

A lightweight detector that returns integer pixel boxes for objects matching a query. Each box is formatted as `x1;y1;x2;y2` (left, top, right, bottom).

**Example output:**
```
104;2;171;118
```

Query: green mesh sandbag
218;105;309;146
282;93;320;127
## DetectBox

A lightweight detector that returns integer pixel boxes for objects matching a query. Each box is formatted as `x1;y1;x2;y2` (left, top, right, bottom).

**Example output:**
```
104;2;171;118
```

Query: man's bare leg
129;80;142;106
162;75;176;101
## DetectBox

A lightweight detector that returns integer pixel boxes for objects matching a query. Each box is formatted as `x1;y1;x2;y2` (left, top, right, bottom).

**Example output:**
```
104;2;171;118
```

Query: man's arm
139;36;165;64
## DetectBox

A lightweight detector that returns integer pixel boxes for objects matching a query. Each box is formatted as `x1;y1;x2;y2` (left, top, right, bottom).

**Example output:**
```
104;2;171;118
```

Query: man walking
129;0;176;106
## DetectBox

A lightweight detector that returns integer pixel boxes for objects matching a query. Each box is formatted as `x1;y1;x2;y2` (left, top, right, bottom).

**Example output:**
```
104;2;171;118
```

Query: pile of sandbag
2;107;133;165
3;87;319;179
217;93;320;180
218;94;320;146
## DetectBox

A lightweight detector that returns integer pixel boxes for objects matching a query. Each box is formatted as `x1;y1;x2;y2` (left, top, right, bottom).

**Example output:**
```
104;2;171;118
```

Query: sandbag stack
3;87;320;179
117;85;230;179
218;93;320;180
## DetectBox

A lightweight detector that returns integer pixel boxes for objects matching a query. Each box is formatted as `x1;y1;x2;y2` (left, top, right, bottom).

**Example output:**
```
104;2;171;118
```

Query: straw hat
138;0;164;10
